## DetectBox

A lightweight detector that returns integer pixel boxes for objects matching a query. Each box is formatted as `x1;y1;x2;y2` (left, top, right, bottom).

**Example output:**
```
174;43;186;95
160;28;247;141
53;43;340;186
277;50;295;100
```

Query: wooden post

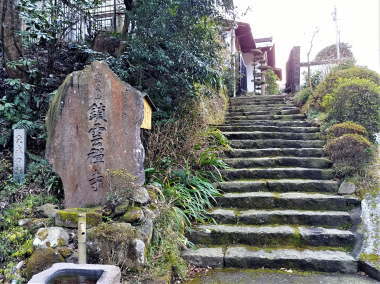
78;213;87;264
13;129;26;183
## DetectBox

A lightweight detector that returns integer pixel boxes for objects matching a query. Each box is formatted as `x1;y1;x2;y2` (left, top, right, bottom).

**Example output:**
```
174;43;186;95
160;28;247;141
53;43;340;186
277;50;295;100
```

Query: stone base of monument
27;263;121;284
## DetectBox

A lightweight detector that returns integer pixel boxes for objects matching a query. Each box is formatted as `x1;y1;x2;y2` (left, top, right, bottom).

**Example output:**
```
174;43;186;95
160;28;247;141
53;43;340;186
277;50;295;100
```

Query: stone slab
215;192;360;211
188;224;355;247
224;247;357;273
46;61;145;208
186;269;377;284
182;247;224;268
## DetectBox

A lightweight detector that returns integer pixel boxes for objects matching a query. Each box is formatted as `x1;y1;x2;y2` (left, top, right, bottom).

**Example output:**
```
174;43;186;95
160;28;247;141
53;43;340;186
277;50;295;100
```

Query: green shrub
327;78;380;138
163;168;220;223
325;134;373;176
294;87;313;107
146;205;188;281
264;69;280;95
311;66;380;109
327;122;367;138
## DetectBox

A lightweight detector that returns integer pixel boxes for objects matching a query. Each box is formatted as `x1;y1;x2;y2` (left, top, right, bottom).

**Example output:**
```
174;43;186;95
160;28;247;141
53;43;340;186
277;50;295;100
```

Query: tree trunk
121;0;134;38
0;0;27;79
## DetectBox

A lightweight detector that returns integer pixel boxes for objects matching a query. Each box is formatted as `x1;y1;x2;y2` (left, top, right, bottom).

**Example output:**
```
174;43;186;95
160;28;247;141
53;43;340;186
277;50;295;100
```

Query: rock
143;207;157;220
65;251;79;264
339;181;356;195
18;218;33;227
36;203;59;218
57;247;74;258
130;186;150;204
23;248;64;279
18;218;51;230
55;208;102;228
46;61;145;208
112;201;130;217
137;219;154;245
33;227;69;249
87;222;146;269
120;207;144;223
146;183;162;203
130;239;145;267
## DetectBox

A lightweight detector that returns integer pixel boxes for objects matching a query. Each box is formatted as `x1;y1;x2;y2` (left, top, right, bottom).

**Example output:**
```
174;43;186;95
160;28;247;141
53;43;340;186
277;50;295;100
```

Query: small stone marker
46;61;145;208
13;128;26;183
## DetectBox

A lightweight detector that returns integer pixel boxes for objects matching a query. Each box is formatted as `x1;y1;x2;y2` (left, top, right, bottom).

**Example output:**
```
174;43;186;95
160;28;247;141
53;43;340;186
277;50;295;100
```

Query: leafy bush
302;71;323;90
163;168;220;223
294;87;313;107
108;0;231;117
264;69;280;95
146;205;188;281
327;122;367;138
325;134;373;176
311;66;380;109
326;78;380;138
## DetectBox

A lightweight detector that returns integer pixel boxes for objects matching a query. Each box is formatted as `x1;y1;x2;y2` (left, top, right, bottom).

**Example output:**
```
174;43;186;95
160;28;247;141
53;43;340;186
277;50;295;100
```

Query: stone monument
46;61;145;208
13;128;26;183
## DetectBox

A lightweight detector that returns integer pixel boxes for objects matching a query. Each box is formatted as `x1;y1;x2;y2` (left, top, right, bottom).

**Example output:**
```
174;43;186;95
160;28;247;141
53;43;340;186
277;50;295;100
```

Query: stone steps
215;192;360;211
222;167;334;180
225;148;325;158
228;106;298;113
182;247;357;273
209;208;352;227
218;179;338;193
224;157;331;169
226;114;306;121
227;108;300;116
225;120;317;127
230;95;289;102
229;139;324;149
188;224;355;248
183;95;361;273
223;131;320;140
218;125;320;133
230;102;291;107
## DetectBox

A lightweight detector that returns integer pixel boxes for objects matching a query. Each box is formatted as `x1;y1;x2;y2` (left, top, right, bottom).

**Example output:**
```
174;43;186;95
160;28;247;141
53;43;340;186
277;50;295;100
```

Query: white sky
235;0;380;82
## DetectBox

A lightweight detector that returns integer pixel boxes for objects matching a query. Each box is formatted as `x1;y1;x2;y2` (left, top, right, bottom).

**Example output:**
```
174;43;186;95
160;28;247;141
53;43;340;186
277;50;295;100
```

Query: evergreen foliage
108;0;231;118
311;66;380;110
326;78;380;139
264;69;280;95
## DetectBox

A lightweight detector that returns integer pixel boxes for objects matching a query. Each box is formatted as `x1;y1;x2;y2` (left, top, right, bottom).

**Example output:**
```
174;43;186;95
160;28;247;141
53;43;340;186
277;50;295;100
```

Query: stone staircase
183;95;361;273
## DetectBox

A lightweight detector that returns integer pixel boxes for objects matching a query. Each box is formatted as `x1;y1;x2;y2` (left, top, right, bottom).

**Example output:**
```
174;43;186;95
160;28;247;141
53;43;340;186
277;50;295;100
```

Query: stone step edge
208;208;352;227
223;157;331;162
219;191;357;199
192;224;354;236
209;208;351;217
182;247;357;273
222;167;333;172
217;179;338;193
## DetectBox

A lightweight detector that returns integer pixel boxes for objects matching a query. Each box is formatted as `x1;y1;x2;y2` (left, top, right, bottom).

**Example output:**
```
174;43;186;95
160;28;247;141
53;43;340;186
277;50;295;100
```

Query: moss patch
23;248;64;279
55;208;102;228
120;206;144;223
